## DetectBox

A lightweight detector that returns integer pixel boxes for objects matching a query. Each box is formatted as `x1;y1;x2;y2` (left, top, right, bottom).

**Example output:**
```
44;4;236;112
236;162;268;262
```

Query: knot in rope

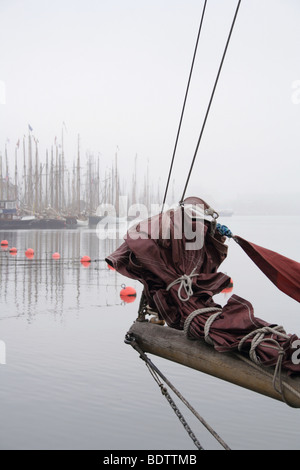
216;223;233;238
238;325;290;397
166;271;198;302
238;325;289;364
238;325;289;365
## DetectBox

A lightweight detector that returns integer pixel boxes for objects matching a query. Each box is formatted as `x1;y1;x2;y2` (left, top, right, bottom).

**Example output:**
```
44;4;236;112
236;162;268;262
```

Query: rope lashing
184;309;297;404
238;325;290;398
184;307;222;344
167;270;198;302
238;325;289;365
216;223;233;238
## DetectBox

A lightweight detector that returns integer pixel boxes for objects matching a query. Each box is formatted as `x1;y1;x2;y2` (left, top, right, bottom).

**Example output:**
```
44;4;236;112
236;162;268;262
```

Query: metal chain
125;333;231;450
144;360;203;450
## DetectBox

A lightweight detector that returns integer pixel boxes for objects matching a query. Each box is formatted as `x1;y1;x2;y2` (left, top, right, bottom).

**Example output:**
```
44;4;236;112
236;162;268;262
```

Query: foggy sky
0;0;299;208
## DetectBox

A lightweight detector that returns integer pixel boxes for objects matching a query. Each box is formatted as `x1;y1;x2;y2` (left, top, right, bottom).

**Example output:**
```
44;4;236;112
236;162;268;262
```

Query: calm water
0;216;299;450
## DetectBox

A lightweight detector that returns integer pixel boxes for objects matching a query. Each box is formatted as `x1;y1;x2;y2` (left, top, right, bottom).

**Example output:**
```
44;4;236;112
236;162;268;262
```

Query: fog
0;0;299;211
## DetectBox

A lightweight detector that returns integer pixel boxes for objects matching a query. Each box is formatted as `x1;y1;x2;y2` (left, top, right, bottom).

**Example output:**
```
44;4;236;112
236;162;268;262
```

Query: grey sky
0;0;299;207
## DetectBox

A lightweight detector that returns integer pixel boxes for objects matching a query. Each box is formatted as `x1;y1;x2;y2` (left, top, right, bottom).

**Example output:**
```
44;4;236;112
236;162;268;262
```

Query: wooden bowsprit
126;321;300;408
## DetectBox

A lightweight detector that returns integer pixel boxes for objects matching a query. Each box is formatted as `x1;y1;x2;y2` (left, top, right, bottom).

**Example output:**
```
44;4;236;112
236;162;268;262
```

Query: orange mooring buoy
80;255;91;267
25;248;34;259
9;247;17;256
222;278;233;294
1;240;8;246
52;252;60;259
120;285;137;303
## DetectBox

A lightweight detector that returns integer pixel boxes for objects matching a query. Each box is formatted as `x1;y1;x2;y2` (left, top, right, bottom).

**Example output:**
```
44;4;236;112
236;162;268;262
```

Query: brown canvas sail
106;198;300;375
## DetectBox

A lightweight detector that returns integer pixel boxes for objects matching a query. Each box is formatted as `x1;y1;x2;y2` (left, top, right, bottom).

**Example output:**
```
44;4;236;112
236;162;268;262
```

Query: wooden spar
127;321;300;408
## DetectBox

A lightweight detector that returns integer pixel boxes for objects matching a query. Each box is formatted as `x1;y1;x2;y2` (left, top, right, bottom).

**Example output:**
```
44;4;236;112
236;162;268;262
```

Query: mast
55;140;58;212
115;147;119;216
67;169;70;212
23;136;26;206
0;152;2;200
61;125;65;212
58;144;62;212
50;146;54;209
15;141;18;201
110;162;113;206
39;162;42;211
28;130;33;210
97;154;100;208
5;142;9;200
72;160;76;213
45;149;48;208
34;138;39;213
77;134;80;215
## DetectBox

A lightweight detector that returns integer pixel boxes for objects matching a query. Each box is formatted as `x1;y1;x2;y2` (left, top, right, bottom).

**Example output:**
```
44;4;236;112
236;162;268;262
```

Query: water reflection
0;229;127;323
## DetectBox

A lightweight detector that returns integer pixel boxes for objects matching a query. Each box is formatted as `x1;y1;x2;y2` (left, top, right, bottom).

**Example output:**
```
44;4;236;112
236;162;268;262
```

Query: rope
166;269;198;302
185;309;300;406
184;307;222;341
236;353;300;406
125;333;231;450
180;0;242;202
161;0;208;212
216;223;233;238
238;325;291;401
238;325;289;365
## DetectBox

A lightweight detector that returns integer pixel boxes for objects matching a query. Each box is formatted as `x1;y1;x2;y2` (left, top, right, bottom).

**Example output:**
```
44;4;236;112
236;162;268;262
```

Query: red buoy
120;294;136;303
25;248;34;259
222;278;233;294
52;252;60;259
120;286;137;303
1;240;8;246
9;247;17;256
80;255;91;267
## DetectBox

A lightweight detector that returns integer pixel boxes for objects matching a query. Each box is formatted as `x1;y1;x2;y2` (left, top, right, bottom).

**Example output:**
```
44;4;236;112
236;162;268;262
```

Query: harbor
0;215;299;450
1;0;300;453
0;132;161;230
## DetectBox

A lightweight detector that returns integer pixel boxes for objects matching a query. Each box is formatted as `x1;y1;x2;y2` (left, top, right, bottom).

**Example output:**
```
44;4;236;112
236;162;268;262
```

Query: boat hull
0;218;67;230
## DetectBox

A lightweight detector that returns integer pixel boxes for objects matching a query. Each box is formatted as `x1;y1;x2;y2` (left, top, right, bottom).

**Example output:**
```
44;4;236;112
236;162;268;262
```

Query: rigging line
180;0;242;203
161;0;208;213
126;334;230;450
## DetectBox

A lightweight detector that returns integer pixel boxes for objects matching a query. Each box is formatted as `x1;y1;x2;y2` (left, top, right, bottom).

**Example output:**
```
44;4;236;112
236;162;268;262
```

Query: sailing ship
0;203;68;230
105;3;300;451
1;129;157;230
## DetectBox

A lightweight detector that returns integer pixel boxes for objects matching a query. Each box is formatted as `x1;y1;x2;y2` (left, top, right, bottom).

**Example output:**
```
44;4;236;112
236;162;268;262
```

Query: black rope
161;0;208;213
180;0;242;203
